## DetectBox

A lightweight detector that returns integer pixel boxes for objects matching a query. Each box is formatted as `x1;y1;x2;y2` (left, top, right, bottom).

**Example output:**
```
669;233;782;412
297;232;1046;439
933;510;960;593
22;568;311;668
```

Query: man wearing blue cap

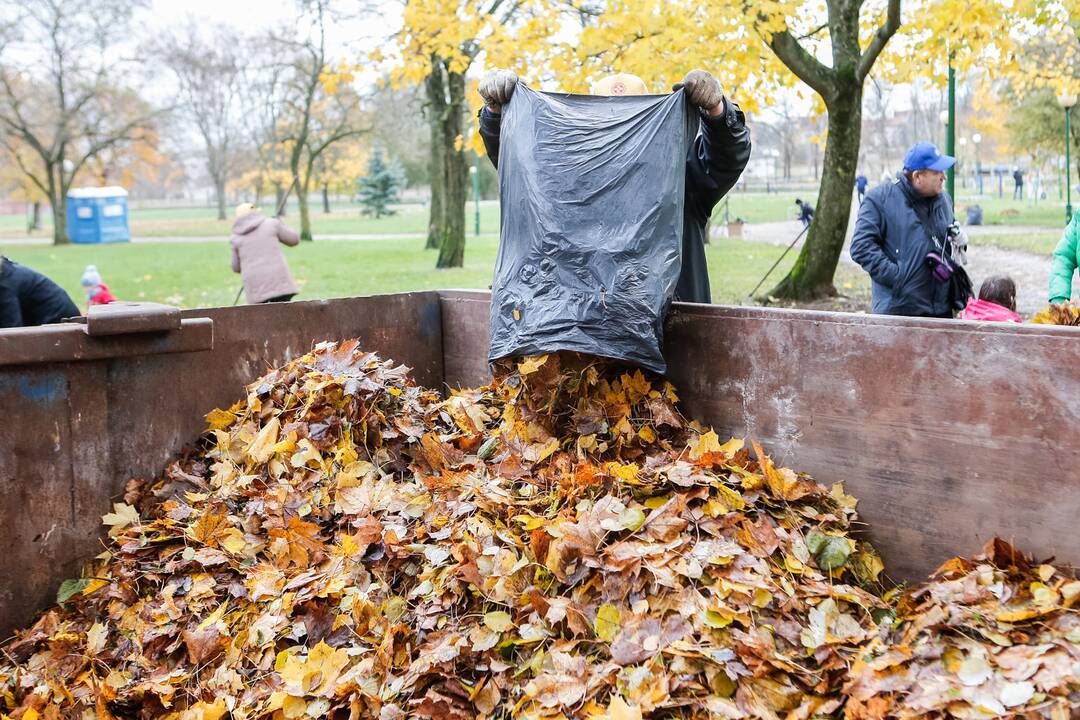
850;142;961;317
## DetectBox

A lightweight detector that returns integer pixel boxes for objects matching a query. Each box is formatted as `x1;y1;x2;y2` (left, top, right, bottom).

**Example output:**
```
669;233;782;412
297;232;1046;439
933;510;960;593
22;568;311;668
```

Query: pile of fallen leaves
844;540;1080;719
1031;302;1080;326
0;342;891;720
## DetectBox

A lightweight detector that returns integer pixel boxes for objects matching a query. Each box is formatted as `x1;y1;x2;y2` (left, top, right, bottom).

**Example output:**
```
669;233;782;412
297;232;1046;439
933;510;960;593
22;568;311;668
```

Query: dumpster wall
0;293;442;635
440;290;1080;583
4;289;1078;637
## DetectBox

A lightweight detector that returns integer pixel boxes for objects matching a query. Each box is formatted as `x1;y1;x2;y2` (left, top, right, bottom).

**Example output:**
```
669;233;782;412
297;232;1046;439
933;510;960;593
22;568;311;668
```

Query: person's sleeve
0;284;22;328
685;100;752;214
849;194;900;289
230;239;241;273
276;220;301;246
478;106;502;169
1048;218;1079;303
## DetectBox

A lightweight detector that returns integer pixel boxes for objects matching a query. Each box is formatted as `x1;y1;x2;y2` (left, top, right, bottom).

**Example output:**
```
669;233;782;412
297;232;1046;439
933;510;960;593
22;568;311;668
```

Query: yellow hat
592;73;648;97
235;202;258;218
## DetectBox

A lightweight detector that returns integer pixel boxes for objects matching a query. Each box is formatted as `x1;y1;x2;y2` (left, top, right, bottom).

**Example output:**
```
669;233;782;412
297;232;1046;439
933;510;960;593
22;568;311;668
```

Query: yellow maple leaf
189;507;230;546
279;640;350;696
247;416;281;464
86;622;108;654
517;355;549;375
189;699;229;720
483;610;514;632
101;502;140;537
205;408;237;431
608;695;643;720
620;370;652;401
595;603;620;641
220;528;247;554
606;462;640;483
688;431;723;461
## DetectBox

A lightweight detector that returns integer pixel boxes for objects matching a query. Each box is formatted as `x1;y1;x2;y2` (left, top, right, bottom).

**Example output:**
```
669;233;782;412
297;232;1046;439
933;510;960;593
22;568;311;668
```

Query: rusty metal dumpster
1;290;1078;637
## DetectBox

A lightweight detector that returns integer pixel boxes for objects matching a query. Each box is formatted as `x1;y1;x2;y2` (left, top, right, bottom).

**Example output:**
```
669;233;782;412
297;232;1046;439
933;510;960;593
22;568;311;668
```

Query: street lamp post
939;108;954;207
972;133;982;195
1058;92;1077;225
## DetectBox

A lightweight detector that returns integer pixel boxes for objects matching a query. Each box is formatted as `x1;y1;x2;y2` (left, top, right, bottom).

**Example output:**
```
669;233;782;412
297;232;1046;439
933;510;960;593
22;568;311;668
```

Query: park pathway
1;232;501;246
733;220;1057;317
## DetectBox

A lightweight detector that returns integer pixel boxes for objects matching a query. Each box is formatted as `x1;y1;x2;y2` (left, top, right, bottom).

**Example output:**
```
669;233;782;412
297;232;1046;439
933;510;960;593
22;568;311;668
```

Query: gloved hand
673;70;725;115
479;70;519;112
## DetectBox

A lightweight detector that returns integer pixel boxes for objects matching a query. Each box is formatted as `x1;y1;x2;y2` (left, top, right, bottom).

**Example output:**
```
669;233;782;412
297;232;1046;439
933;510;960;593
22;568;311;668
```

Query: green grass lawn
4;189;1067;242
973;231;1063;255
955;195;1071;228
713;193;813;225
0;202;504;239
1;234;867;311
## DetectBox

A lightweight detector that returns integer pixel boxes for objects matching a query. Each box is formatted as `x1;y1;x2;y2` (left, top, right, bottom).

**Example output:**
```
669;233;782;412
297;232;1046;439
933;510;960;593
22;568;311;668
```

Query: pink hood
957;298;1021;323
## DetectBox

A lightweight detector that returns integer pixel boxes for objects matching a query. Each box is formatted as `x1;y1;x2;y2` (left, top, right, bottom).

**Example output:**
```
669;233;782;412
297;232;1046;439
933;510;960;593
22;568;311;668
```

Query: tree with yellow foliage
312;139;368;214
248;2;369;241
539;0;1074;299
378;0;557;267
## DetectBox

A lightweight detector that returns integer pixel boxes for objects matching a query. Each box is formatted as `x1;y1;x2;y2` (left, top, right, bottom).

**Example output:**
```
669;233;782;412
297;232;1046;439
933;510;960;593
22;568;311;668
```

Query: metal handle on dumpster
0;302;214;366
82;301;182;336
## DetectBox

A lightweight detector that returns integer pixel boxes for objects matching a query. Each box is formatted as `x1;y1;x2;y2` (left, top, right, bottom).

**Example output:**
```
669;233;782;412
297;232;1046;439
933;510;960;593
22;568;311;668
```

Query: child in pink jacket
958;276;1021;323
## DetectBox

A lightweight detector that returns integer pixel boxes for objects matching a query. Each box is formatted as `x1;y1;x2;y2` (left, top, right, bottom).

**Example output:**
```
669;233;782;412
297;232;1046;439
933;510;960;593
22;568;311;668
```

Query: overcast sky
146;0;396;59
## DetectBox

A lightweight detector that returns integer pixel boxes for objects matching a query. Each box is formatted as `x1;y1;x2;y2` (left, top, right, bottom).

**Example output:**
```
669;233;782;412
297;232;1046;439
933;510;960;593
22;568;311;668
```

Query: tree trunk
49;167;69;245
50;198;68;245
214;175;227;221
298;186;313;241
322;184;331;214
31;201;42;230
275;183;285;216
425;61;446;251
767;90;862;300
436;70;468;269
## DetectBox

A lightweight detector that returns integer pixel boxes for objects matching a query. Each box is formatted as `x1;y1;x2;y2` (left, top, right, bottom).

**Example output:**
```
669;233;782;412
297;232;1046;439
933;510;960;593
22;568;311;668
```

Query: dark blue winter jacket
850;174;954;318
0;257;80;328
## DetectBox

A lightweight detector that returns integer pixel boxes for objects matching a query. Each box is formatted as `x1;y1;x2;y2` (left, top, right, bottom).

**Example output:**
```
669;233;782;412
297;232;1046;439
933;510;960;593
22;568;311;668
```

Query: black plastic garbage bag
488;84;697;375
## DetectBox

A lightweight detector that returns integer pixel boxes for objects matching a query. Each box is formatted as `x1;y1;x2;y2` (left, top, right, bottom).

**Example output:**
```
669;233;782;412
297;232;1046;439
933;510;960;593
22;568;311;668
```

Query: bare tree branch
856;0;902;83
767;29;836;99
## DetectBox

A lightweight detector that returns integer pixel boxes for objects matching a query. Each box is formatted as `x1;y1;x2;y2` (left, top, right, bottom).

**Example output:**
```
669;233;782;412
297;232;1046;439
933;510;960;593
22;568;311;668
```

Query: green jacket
1049;215;1080;304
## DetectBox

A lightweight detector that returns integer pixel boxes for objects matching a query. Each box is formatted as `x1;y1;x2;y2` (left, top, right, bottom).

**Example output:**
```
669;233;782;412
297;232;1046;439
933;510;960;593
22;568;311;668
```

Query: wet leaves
843;539;1080;719
1;343;1074;719
1032;301;1080;325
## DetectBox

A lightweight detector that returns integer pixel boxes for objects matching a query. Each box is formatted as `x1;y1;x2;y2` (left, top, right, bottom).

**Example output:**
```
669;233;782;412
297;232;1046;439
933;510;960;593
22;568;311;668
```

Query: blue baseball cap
904;142;956;172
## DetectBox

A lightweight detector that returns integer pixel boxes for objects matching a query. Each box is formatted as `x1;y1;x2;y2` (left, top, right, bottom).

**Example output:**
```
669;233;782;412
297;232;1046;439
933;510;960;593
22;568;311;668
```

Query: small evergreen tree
355;150;403;218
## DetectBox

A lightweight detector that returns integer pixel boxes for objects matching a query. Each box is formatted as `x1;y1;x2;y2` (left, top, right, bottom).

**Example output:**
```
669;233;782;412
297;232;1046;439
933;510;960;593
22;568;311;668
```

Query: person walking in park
795;198;815;228
1048;213;1080;305
0;256;80;328
475;68;751;304
855;173;868;203
229;202;301;304
850;142;962;318
958;276;1021;322
1012;167;1024;200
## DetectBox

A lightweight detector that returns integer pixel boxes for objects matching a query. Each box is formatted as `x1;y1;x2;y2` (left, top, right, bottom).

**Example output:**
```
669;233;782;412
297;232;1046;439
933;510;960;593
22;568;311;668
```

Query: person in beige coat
230;203;300;304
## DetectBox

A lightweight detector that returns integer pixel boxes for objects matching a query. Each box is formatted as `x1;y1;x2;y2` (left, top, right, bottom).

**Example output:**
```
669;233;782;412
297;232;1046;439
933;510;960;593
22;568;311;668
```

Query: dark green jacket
1049;215;1080;304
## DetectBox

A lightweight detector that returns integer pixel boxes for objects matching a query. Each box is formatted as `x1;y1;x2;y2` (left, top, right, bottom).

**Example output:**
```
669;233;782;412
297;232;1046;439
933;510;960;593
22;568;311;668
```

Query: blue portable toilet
66;186;131;244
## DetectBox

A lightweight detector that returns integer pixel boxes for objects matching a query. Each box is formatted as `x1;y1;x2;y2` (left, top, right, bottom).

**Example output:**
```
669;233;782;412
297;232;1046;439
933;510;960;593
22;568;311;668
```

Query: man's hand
673;70;725;117
479;70;518;114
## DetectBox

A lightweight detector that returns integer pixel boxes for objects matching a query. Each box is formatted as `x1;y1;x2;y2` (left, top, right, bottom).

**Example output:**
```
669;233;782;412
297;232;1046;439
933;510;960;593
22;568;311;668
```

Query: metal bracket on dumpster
0;302;213;366
84;302;183;336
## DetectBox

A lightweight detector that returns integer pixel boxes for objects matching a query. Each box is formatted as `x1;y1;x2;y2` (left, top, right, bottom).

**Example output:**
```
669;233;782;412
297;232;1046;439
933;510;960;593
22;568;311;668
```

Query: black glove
478;70;519;109
672;69;724;112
